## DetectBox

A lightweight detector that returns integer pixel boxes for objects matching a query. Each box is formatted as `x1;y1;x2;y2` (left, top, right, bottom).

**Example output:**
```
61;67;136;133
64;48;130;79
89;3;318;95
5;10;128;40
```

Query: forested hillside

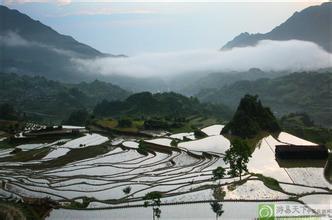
94;91;232;120
0;73;130;122
198;72;332;126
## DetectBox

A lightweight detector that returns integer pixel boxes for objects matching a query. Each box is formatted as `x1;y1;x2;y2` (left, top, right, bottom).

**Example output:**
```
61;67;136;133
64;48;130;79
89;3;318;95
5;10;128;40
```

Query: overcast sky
2;0;327;55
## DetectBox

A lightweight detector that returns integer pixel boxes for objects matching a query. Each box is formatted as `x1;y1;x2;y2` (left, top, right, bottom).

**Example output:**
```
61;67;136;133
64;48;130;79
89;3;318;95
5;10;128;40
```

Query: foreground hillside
197;72;332;127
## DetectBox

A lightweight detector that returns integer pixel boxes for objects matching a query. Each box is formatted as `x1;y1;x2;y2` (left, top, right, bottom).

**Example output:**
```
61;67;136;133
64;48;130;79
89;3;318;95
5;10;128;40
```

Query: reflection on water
277;153;331;184
249;135;331;187
277;159;327;168
324;153;332;184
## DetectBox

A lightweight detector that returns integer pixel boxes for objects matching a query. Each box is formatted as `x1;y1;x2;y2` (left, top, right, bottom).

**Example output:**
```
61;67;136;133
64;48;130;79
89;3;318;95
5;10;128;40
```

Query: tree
210;201;224;220
0;103;18;120
64;109;89;126
170;139;178;147
118;118;133;128
123;186;132;195
143;191;162;220
223;139;251;180
212;167;226;185
122;186;132;205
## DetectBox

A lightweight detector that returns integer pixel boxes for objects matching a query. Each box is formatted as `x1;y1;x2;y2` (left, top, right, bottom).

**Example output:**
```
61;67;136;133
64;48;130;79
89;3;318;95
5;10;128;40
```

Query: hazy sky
2;0;328;55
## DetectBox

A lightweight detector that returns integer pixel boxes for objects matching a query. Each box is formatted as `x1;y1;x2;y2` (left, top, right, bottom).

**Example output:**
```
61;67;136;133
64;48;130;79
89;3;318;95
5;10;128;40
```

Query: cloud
72;40;332;78
0;31;77;56
3;0;71;5
5;0;325;2
58;7;156;16
2;32;331;78
0;32;30;46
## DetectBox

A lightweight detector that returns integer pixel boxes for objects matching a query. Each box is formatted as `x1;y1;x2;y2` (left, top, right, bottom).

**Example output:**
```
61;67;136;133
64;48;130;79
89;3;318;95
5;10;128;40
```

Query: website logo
258;204;275;220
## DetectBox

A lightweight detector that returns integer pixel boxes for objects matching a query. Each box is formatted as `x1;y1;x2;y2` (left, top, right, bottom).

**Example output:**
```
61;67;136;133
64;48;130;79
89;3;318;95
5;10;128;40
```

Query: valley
0;1;331;220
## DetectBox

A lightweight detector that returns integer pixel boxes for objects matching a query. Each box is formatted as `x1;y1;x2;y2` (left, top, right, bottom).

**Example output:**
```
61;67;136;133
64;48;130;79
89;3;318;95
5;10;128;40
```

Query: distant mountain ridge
173;68;289;95
0;5;128;82
0;5;104;58
197;71;332;127
222;2;332;52
0;5;171;91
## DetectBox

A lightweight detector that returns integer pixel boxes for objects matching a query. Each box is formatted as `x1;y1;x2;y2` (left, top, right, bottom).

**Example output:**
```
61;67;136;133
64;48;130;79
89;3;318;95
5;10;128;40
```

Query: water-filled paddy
0;125;330;219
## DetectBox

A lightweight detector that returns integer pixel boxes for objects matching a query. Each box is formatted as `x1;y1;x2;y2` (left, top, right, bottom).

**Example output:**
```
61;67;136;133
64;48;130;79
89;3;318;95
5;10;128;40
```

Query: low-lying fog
73;40;332;78
2;31;331;79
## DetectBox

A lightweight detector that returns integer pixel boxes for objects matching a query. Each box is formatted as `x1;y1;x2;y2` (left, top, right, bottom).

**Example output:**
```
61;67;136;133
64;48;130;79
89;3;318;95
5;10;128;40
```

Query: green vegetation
210;201;224;220
224;139;251;180
170;139;178;147
198;72;332;127
93;92;231;120
93;96;228;133
94;118;144;133
222;95;280;138
118;117;133;128
66;198;93;209
212;167;226;184
63;109;90;126
31;144;110;169
144;117;185;131
0;138;13;149
122;186;132;196
0;147;51;162
212;186;226;201
252;173;283;192
280;112;315;128
144;191;162;220
137;141;149;156
0;104;25;134
0;103;19;121
280;112;332;150
0;201;42;220
194;128;208;138
0;73;129;123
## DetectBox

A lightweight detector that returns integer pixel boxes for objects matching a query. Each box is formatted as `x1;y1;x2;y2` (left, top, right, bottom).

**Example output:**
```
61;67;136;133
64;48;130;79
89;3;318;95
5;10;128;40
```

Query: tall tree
144;191;162;220
212;166;226;185
224;139;251;180
210;201;224;220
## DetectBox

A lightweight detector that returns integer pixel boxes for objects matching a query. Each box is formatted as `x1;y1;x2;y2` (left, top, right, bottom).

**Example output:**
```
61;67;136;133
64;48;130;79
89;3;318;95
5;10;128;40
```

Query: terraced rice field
0;125;330;219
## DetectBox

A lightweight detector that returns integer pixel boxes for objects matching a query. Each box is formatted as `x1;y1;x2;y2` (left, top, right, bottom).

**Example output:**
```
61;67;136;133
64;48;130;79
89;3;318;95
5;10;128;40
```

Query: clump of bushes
137;141;149;156
253;173;283;192
194;128;208;139
118;117;133;128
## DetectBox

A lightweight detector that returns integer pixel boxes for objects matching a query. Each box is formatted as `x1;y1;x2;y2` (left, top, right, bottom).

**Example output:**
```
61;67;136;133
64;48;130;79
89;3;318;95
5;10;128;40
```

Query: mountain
197;72;332;127
0;5;125;82
93;91;232;120
0;5;171;91
97;74;168;93
173;68;289;95
222;94;280;138
222;2;332;52
0;5;104;57
0;73;130;123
